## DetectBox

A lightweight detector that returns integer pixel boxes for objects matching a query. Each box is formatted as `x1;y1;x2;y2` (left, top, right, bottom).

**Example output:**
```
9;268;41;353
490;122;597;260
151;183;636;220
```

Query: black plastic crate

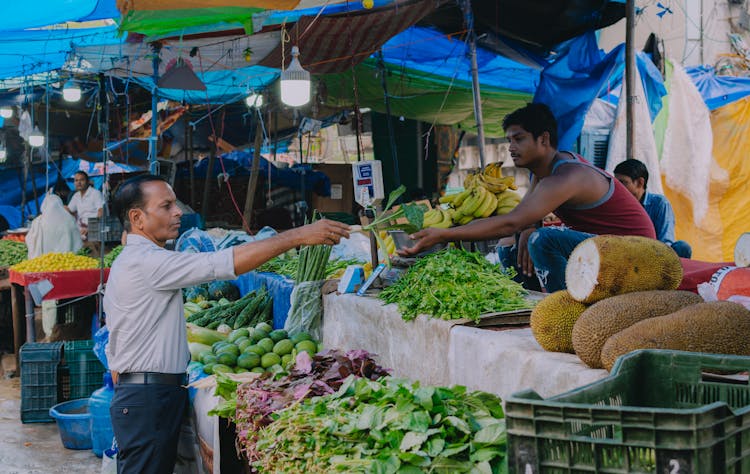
63;340;105;400
20;342;64;423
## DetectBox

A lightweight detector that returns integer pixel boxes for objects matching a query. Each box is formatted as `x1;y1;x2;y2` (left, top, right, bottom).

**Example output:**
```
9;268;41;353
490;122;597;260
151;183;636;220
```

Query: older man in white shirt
66;171;104;240
104;174;350;474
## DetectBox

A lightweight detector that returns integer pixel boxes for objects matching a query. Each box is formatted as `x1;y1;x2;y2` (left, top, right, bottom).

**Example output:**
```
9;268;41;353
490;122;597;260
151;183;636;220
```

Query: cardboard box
310;164;355;214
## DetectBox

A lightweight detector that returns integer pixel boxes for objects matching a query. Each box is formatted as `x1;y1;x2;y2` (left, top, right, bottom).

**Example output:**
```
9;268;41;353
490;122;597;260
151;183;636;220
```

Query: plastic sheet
233;271;294;329
285;280;325;340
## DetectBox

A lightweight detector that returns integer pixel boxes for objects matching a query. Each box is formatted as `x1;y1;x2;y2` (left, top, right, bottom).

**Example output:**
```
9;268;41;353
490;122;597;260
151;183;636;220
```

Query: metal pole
461;0;486;168
376;51;401;188
98;73;109;327
187;116;195;209
243;115;264;229
149;43;161;174
625;0;636;160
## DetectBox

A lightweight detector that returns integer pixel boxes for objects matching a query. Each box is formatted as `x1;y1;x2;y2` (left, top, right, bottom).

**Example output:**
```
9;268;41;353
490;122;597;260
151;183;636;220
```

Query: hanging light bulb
245;92;263;108
63;79;82;102
280;46;310;107
0;146;6;162
29;124;44;147
0;107;12;119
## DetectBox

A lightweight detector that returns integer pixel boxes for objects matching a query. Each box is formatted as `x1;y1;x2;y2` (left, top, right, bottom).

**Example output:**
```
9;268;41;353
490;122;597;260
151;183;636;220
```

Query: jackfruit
530;290;589;353
600;301;750;371
565;235;683;304
572;290;703;368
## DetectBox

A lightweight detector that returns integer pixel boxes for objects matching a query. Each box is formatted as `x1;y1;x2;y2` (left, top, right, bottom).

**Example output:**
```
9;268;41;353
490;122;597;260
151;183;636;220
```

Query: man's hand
517;227;536;277
398;227;446;256
297;219;351;246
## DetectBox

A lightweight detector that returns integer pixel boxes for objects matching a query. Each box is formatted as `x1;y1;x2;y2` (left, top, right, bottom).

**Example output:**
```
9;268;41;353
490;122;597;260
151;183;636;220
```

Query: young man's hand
398;228;446;256
517;227;536;277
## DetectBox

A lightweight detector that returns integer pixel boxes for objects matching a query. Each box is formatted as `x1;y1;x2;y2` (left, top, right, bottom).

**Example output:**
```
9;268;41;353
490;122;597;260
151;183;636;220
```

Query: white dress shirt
104;234;236;374
68;186;104;227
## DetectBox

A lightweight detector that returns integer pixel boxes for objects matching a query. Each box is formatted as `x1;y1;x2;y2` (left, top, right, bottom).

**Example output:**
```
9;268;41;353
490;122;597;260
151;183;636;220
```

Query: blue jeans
671;240;692;259
527;226;594;293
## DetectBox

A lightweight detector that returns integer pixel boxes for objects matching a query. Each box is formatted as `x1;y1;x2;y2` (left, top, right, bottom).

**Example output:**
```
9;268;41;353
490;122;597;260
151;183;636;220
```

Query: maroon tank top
550;153;656;238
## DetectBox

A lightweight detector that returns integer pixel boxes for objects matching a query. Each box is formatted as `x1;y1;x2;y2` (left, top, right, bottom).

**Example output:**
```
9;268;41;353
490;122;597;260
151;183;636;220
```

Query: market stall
322;293;609;397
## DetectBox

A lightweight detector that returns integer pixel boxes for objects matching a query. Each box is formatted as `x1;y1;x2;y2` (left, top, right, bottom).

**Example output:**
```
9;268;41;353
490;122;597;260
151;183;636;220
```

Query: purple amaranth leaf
292;383;312;400
295;351;313;373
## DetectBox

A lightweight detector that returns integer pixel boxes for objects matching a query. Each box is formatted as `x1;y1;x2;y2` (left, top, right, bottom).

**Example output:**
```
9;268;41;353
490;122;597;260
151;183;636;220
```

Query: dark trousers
110;383;189;474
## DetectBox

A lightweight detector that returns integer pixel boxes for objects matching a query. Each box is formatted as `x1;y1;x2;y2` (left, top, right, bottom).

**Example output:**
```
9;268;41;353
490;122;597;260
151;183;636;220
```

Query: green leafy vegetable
252;377;508;473
380;248;534;323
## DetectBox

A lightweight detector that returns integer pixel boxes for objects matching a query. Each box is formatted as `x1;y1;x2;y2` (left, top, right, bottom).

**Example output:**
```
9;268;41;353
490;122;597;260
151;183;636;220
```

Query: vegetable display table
8;268;109;354
322;293;608;399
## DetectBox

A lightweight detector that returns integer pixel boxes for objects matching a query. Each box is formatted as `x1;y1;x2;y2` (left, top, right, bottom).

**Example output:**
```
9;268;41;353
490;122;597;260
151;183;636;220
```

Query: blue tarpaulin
686;65;750;110
181;150;332;196
0;25;121;80
534;31;667;151
130;65;280;105
0;0;118;31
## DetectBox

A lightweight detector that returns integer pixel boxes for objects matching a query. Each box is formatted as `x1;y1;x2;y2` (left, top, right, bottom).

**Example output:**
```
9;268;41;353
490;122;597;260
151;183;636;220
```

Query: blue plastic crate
64;340;105;400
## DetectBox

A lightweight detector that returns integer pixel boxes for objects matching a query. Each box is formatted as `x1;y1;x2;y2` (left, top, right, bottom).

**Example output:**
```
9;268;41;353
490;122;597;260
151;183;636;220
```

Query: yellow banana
471;187;493;218
430;209;453;228
458;186;486;216
458;215;473;225
451;188;473;208
475;191;498;218
422;208;442;227
496;203;517;215
439;192;462;204
495;190;521;208
464;173;480;189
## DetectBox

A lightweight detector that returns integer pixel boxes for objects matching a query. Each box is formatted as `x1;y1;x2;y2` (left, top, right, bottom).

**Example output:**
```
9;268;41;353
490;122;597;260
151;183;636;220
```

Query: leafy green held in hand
362;185;427;267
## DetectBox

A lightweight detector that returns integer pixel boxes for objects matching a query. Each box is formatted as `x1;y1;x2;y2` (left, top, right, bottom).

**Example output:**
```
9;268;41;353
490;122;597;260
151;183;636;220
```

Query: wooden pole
243;119;264;229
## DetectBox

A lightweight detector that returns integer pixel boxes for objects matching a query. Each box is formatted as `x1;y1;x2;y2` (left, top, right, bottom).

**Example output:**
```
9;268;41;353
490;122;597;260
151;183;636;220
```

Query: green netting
321;59;532;137
119;7;263;37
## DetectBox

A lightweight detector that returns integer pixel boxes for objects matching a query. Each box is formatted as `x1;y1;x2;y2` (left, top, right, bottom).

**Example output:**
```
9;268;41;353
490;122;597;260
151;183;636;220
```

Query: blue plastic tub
49;399;92;450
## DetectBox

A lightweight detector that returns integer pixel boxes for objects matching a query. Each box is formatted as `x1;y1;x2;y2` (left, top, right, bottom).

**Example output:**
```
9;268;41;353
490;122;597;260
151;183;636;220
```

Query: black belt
118;372;188;386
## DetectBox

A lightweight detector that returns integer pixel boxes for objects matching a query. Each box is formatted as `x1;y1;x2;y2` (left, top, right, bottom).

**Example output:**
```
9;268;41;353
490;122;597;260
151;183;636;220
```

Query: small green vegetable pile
252;376;508;473
186;287;271;330
103;245;123;267
380;248;533;323
257;254;362;280
0;240;27;267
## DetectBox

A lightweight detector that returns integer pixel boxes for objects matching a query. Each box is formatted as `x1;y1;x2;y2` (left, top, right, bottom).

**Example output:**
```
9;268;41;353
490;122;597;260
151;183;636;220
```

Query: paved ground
0;376;101;474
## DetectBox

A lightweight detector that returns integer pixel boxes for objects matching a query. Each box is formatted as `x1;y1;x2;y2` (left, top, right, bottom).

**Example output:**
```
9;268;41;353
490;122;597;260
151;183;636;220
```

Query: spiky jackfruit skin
566;235;683;304
572;290;703;369
530;290;589;353
600;301;750;371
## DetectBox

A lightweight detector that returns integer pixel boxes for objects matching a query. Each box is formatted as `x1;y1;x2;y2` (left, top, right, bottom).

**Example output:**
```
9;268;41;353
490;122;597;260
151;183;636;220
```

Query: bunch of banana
421;207;452;229
495;189;522;215
378;231;397;255
483;162;504;179
452;185;498;225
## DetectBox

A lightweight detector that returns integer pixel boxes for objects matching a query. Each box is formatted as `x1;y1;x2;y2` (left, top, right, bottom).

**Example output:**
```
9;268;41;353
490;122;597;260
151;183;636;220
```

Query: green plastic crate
20;342;64;423
506;350;750;474
63;340;105;400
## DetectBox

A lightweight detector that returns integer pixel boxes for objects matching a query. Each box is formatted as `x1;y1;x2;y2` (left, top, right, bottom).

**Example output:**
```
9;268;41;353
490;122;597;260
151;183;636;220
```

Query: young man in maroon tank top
401;103;655;292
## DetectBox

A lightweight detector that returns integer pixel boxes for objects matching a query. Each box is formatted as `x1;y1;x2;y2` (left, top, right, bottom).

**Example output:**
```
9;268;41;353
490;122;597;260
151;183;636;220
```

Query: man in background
65;171;104;240
614;159;692;258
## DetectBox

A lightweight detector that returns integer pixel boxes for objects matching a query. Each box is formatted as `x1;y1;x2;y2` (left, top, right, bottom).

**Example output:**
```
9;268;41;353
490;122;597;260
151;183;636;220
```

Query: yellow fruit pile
421;207;453;229
439;163;522;226
378;232;397;255
10;252;100;273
